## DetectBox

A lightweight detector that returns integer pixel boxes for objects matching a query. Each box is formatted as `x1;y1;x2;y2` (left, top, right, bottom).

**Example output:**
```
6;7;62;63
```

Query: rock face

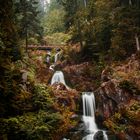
63;62;96;91
95;79;134;119
95;54;140;139
95;54;140;119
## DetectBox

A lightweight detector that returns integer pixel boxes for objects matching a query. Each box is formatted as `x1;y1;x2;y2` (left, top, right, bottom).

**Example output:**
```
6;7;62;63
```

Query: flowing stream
50;51;108;140
49;64;55;71
82;92;108;140
55;52;60;63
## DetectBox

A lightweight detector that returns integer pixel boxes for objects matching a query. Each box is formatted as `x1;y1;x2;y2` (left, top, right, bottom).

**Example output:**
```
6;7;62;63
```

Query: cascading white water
82;92;98;139
55;52;60;63
103;131;108;140
51;71;69;89
49;64;55;71
82;92;108;140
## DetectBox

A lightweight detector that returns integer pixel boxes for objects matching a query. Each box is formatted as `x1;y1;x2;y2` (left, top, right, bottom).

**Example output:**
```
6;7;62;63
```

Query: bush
119;80;140;95
0;111;63;140
32;83;54;110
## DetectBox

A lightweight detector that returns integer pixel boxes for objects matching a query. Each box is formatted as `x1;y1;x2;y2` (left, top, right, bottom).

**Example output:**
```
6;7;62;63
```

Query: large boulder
95;79;136;120
94;131;103;140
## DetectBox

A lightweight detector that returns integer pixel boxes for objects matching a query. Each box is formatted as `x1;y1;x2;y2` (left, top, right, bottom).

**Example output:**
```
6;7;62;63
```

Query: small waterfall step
82;92;108;140
51;71;69;89
54;51;61;63
49;64;55;71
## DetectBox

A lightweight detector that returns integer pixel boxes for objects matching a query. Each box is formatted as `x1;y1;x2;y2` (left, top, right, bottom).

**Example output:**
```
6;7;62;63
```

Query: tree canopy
57;0;140;60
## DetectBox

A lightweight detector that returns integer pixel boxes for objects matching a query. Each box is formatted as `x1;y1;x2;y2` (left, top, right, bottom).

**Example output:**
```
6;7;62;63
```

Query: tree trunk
77;20;83;49
135;34;140;51
129;0;132;5
75;0;83;49
25;28;28;53
84;0;87;8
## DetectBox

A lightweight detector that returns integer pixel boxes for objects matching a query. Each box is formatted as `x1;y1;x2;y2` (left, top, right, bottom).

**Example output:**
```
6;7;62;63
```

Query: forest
0;0;140;140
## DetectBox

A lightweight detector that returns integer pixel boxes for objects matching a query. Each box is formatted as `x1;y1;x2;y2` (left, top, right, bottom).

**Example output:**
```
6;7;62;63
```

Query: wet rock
119;118;128;124
78;123;85;131
68;131;83;140
94;131;103;140
56;48;61;52
64;122;85;140
107;131;118;140
69;120;85;132
70;114;79;120
96;113;105;128
84;130;91;134
52;83;67;90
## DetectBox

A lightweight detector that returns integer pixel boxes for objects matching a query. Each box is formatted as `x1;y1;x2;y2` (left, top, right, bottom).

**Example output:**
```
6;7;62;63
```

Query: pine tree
14;0;43;52
0;0;21;60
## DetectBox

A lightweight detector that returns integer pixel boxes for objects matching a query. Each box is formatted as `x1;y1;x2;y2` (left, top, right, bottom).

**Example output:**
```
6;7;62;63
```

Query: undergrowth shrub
119;80;140;95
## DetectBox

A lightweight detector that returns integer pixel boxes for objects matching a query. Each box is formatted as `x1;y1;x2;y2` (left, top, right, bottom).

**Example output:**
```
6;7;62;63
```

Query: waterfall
51;71;69;89
49;64;55;71
55;52;60;63
82;92;108;140
103;131;108;140
135;34;140;51
82;92;98;134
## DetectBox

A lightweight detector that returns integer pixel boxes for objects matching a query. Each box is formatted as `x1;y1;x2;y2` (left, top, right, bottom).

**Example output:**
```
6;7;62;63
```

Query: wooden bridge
27;45;62;51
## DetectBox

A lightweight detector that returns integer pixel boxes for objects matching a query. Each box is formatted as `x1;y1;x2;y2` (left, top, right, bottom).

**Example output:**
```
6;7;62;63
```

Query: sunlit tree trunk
129;0;132;5
84;0;87;8
135;34;140;51
25;27;28;53
75;0;83;49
